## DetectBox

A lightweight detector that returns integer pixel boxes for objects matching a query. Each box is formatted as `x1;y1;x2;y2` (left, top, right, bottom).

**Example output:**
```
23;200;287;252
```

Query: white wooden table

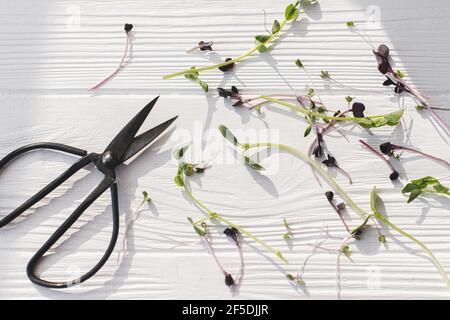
0;0;449;299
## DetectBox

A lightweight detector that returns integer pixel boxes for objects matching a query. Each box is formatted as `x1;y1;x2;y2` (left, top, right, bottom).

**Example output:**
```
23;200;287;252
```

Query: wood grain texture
0;0;449;299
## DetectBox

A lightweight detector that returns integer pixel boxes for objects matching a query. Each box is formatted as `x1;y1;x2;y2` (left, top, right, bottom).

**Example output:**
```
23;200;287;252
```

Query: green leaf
243;155;265;171
219;125;240;146
300;0;318;6
346;21;355;27
357;109;404;128
415;104;426;111
285;3;299;21
403;176;449;203
286;274;295;281
320;70;330;79
345;96;354;104
283;232;292;240
258;45;269;53
193;225;206;236
275;250;286;262
184;66;208;92
304;124;312;137
407;189;422;203
283;218;290;229
199;80;209;92
295;58;303;68
185;66;199;79
402;183;420;193
384;109;405;125
307;88;315;97
395;70;405;78
433;183;449;194
142;191;152;203
412;176;438;186
182;163;195;176
272;20;281;34
255;34;271;43
342;245;351;257
174;175;184;187
174;145;190;160
187;217;207;237
184;73;197;80
378;234;386;243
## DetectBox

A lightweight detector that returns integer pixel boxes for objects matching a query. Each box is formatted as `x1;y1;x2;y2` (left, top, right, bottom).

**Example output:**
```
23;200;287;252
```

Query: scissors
0;96;177;289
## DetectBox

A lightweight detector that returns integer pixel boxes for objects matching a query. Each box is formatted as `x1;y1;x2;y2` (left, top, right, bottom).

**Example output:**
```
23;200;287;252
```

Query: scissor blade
105;97;159;165
121;115;178;163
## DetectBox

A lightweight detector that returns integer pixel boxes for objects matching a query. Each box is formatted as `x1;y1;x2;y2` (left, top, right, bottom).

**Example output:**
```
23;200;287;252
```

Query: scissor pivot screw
102;151;114;164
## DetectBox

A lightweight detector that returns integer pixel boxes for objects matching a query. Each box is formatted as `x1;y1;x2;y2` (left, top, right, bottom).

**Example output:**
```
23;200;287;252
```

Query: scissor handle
26;175;119;288
0;150;93;228
0;142;87;171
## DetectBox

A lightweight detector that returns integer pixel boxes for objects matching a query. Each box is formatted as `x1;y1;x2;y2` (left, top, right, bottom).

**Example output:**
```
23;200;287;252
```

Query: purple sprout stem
392;73;450;134
391;144;450;169
359;140;397;175
202;235;228;277
307;110;353;186
335;165;353;185
88;31;131;91
429;107;450;111
327;199;352;234
235;242;245;286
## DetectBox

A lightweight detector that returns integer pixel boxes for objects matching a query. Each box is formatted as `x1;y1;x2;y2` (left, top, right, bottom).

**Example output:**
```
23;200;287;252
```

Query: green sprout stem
243;142;450;288
179;165;288;264
163;8;293;80
260;96;398;122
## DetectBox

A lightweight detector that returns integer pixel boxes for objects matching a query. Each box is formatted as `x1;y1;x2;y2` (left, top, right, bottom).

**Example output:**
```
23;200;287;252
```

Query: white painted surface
0;0;449;299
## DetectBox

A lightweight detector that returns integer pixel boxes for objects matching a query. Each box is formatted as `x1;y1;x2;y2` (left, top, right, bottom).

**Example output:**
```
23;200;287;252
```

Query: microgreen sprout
142;190;152;204
402;176;450;203
345;96;354;105
173;144;287;264
219;127;450;288
295;59;304;68
325;191;351;234
373;44;450;134
88;23;133;91
320;70;331;79
286;272;306;285
217;86;256;108
259;96;404;129
299;0;318;5
224;227;245;285
283;218;293;240
163;1;310;80
395;70;405;79
359;140;399;180
119;189;151;259
415;104;450;112
185;67;209;92
379;142;450;169
187;218;237;287
322;154;353;184
346;21;355;28
341;245;351;257
368;187;449;285
186;41;214;53
218;58;235;72
287;226;336;286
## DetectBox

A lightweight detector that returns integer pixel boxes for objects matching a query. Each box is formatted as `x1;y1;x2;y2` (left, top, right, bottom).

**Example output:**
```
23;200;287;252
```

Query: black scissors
0;96;177;289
